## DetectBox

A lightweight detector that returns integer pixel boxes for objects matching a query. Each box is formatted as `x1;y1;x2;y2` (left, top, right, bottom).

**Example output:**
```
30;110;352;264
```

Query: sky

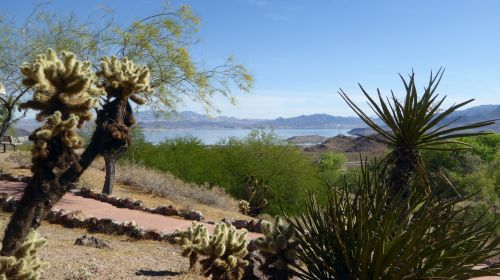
3;0;500;119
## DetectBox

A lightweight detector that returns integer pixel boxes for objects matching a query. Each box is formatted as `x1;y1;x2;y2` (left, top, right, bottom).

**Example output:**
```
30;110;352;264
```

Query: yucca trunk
389;149;418;200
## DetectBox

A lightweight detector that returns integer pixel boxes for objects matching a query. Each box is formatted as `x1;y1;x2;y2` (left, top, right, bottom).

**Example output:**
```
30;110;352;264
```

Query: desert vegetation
0;1;498;280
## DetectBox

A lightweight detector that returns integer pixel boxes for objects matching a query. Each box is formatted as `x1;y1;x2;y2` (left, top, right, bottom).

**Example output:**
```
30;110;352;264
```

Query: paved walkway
0;180;261;239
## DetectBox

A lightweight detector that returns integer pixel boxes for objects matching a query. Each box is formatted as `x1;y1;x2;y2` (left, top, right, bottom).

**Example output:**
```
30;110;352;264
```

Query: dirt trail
0;180;261;239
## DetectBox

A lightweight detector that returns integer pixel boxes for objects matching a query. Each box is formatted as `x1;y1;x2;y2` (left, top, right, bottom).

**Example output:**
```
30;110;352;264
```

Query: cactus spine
0;230;47;280
177;222;249;280
255;217;298;280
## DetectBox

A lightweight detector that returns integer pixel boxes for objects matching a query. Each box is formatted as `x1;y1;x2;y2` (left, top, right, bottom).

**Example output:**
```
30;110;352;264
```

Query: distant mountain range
136;111;368;130
136;104;500;132
13;104;500;135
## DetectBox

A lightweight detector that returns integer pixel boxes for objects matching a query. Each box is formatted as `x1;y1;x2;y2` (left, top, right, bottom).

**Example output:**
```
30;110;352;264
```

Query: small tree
338;69;496;199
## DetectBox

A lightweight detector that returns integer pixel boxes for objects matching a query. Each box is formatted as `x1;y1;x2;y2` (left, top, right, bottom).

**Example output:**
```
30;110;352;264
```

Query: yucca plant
338;69;496;196
287;162;500;280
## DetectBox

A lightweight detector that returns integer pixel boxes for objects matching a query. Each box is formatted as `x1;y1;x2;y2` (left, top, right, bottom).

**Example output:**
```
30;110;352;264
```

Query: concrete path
0;180;261;239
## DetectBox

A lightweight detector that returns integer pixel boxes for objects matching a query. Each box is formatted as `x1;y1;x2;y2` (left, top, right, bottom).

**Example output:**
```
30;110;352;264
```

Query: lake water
143;128;353;145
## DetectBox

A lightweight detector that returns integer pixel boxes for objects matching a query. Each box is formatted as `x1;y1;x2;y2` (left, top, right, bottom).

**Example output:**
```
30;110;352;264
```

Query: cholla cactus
174;222;207;268
254;217;298;280
19;49;102;127
196;223;249;280
177;222;249;280
99;56;152;104
0;230;47;280
238;200;250;215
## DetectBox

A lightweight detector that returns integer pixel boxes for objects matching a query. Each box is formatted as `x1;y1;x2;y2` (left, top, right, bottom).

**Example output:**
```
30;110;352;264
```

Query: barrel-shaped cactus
0;230;47;280
254;217;298;280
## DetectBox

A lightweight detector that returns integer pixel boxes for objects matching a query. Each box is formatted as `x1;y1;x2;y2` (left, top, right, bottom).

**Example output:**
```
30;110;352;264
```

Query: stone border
0;193;178;243
0;175;264;233
75;187;265;233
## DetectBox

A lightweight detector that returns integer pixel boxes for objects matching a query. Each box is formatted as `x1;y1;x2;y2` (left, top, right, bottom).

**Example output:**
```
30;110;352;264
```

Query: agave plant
338;69;496;196
287;162;500;280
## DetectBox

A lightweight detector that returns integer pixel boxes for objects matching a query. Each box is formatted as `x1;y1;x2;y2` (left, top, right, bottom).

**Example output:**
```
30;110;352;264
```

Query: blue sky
3;0;500;118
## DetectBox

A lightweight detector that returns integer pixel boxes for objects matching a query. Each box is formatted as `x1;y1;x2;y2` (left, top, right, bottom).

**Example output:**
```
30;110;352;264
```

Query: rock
94;219;117;234
2;196;17;212
184;211;204;221
232;219;249;229
154;205;179;216
75;234;110;249
145;230;163;240
62;210;88;228
122;197;134;208
221;217;235;225
246;220;256;232
253;220;263;233
132;200;144;210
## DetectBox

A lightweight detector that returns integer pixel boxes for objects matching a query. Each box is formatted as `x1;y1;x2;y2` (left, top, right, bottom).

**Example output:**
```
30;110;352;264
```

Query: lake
143;128;353;145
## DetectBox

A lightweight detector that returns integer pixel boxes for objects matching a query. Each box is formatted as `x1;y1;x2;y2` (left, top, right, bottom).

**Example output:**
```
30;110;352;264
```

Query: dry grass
0;212;207;280
115;163;238;212
6;151;32;168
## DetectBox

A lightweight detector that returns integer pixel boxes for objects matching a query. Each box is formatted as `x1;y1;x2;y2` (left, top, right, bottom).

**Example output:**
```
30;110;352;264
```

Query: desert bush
115;163;238;211
0;230;47;280
122;130;326;215
254;216;298;280
6;151;31;168
287;163;500;280
176;222;249;280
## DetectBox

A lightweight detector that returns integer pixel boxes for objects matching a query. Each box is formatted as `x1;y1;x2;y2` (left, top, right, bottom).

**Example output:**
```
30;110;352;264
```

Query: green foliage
254;217;298;280
287;163;500;280
239;176;269;216
176;222;249;280
122;130;325;214
0;230;47;280
318;152;346;187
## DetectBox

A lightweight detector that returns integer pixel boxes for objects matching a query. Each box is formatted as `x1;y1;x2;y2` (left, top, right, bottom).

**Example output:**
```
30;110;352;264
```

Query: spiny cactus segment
175;222;207;267
19;49;102;127
176;222;249;280
99;56;152;104
0;230;47;280
254;216;298;280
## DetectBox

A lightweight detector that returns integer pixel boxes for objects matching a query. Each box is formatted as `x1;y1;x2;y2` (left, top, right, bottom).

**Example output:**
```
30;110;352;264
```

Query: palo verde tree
0;3;253;193
338;69;496;199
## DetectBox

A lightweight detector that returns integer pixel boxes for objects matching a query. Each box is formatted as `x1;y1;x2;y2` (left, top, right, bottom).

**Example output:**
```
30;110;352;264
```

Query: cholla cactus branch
99;56;152;104
0;230;47;280
255;217;298;280
175;222;207;268
19;49;103;127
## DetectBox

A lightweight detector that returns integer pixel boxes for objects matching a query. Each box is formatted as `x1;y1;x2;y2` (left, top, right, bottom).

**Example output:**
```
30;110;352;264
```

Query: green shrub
123;130;326;214
287;163;500;280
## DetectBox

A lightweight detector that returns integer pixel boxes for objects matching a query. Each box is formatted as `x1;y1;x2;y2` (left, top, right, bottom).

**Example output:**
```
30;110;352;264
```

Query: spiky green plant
254;216;298;280
338;69;496;196
174;222;207;268
287;162;500;280
177;222;249;280
0;230;47;280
